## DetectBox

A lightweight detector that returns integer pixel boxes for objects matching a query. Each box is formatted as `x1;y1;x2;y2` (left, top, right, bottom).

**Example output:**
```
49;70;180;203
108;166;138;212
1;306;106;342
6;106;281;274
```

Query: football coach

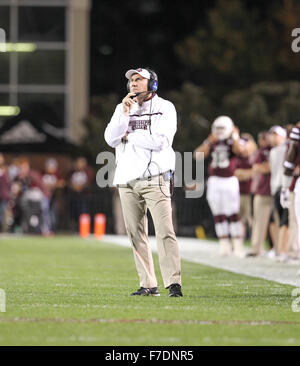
104;67;182;297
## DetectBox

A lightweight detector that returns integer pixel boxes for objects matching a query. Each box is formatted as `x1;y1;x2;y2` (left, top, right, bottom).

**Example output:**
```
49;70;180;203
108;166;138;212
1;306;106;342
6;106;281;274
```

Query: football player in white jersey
194;116;246;257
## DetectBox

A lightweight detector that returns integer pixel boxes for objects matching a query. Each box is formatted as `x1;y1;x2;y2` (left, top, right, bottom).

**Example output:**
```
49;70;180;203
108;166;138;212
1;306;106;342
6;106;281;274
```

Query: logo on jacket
129;119;151;131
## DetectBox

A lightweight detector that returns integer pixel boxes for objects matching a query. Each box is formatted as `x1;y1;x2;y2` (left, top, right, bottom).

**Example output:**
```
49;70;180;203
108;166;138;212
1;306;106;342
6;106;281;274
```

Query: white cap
125;68;151;80
269;125;287;138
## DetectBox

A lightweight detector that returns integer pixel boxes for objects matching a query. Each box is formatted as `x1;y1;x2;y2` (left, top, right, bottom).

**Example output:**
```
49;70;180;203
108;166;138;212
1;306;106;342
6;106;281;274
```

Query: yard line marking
0;317;300;325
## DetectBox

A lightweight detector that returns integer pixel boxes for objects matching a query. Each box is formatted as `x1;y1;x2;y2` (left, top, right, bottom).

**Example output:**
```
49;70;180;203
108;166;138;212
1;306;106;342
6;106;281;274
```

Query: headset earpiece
146;69;158;92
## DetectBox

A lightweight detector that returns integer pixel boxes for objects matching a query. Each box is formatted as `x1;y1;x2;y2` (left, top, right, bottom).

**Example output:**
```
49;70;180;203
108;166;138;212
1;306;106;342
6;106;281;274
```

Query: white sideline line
103;235;300;287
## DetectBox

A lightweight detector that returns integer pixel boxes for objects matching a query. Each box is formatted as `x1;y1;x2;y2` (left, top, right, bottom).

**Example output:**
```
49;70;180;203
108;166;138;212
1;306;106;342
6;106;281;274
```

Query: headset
127;68;158;94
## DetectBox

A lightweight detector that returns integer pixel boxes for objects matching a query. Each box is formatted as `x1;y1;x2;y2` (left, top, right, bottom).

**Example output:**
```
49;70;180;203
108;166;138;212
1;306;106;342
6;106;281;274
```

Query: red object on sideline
79;214;91;238
94;213;106;239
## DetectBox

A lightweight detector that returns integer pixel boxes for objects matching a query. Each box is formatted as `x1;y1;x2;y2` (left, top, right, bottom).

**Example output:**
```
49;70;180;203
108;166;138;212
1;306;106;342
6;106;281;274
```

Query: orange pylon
94;213;106;239
79;214;91;238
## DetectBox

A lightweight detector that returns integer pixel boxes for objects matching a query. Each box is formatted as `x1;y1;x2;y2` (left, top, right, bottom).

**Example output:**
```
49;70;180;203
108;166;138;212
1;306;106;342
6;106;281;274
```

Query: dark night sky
89;0;278;98
90;0;216;97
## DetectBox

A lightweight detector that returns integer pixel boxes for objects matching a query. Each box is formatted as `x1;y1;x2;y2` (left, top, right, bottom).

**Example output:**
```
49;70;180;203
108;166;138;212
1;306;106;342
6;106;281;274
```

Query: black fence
54;184;216;238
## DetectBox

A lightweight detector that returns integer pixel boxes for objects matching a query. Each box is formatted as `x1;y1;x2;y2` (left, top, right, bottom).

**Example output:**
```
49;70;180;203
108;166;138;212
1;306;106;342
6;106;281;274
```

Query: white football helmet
212;116;234;140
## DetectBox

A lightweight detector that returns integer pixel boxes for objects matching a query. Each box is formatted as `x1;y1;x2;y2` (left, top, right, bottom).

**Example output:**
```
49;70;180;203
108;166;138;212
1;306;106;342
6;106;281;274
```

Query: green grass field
0;235;300;346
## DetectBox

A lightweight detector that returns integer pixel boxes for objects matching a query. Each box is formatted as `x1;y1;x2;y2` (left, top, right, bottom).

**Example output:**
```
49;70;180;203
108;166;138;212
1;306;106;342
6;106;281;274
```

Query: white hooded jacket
104;94;177;185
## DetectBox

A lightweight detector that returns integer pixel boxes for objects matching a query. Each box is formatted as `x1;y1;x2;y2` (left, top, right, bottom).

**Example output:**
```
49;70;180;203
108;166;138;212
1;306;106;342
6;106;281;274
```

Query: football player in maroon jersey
281;121;300;268
194;116;246;257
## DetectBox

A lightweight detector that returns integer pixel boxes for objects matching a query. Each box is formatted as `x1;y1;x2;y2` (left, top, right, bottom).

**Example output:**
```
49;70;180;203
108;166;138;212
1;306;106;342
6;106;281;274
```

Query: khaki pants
112;189;126;235
240;194;252;229
251;194;273;254
240;194;252;239
289;192;299;254
118;176;181;289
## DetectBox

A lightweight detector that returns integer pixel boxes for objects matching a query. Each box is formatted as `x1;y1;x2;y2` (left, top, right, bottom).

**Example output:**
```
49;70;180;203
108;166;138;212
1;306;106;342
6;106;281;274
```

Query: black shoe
130;287;160;296
168;283;183;297
246;252;259;257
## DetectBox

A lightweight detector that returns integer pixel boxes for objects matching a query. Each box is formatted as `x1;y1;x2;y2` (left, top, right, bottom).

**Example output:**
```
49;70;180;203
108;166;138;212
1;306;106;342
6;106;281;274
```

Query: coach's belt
126;170;173;185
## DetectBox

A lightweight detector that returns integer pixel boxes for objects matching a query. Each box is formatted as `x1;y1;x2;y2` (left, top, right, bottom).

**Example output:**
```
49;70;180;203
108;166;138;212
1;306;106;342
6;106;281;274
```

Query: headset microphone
130;91;155;99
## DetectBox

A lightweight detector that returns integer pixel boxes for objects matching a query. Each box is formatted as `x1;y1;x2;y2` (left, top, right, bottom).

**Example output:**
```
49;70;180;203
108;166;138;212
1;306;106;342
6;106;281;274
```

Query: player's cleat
232;238;246;258
219;238;232;257
266;249;276;259
275;253;288;263
246;252;259;257
130;287;160;296
168;283;183;297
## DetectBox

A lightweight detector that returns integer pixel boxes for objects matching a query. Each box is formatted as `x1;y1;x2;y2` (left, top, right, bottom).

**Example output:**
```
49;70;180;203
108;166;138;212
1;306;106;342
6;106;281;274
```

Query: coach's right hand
122;93;137;115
